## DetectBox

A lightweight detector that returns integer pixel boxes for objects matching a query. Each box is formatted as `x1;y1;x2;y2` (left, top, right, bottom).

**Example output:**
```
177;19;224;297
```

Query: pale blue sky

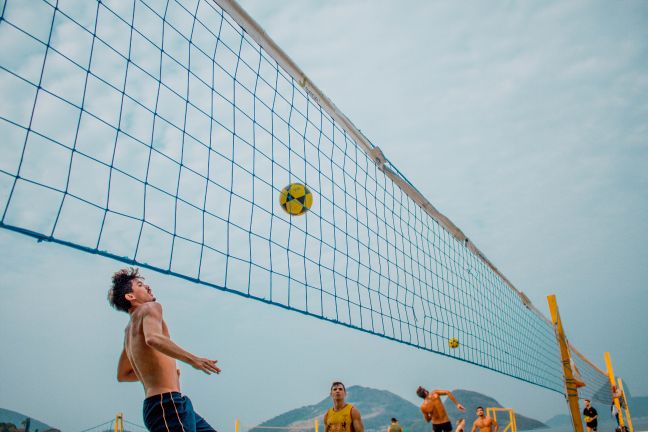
1;0;647;431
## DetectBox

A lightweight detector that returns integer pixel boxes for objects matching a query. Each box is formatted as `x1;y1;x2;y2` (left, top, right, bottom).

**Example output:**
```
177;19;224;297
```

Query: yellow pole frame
547;295;584;432
114;413;123;432
486;408;517;432
618;378;634;432
235;418;240;432
314;418;319;432
605;352;628;430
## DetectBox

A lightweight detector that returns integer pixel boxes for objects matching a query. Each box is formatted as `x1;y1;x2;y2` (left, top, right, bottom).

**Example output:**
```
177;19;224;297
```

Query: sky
1;0;647;431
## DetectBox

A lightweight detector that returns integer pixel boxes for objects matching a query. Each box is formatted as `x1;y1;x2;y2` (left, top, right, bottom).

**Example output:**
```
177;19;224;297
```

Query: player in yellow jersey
324;382;365;432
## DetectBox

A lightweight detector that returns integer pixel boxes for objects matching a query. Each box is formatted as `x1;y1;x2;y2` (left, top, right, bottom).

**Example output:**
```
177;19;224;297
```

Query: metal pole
618;378;634;432
547;295;584;432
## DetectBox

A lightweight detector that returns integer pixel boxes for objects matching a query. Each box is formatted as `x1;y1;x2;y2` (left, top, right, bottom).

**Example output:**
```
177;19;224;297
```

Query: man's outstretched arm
117;348;138;382
141;302;221;375
433;390;465;412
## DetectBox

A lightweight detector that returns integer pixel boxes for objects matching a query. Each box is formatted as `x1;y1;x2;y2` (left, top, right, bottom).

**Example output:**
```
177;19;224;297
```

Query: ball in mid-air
279;183;313;216
448;337;459;349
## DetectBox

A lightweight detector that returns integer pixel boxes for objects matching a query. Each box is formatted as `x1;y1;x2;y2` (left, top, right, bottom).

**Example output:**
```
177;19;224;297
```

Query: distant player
416;386;465;432
471;407;498;432
455;418;466;432
324;382;364;432
610;385;624;426
583;399;598;432
108;268;221;432
388;418;403;432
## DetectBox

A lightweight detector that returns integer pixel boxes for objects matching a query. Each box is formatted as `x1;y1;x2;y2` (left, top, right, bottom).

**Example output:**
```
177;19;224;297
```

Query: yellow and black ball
448;337;459;349
279;183;313;216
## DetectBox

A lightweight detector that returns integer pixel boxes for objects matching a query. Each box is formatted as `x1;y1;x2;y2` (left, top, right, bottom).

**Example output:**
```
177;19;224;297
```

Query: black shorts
433;422;453;432
586;422;598;431
143;392;217;432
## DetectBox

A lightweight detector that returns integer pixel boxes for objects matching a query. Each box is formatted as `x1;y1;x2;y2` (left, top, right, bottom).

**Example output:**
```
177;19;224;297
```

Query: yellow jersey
325;403;354;432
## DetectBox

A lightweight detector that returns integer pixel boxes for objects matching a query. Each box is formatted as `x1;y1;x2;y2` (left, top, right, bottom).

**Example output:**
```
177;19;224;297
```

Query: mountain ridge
0;407;57;432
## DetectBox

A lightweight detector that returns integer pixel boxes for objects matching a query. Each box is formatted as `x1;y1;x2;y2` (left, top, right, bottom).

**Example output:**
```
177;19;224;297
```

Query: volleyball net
0;0;611;400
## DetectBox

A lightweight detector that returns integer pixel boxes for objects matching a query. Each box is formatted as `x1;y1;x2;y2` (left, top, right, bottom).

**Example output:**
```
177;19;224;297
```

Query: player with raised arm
417;386;466;432
108;268;221;432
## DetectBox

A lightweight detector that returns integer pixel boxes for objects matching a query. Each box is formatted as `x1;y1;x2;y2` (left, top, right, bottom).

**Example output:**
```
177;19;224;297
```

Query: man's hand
457;404;466;412
189;357;221;375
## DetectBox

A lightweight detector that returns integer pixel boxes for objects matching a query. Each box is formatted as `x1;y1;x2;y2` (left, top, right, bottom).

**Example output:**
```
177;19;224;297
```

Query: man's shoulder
138;301;163;315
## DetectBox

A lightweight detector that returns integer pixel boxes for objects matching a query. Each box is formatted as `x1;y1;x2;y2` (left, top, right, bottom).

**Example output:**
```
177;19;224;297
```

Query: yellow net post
314;418;319;432
114;413;123;432
605;352;627;430
236;419;240;432
485;408;516;432
547;295;584;432
618;378;634;432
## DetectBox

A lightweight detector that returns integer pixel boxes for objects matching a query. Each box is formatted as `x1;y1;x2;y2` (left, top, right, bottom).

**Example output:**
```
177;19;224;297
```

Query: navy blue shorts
143;392;217;432
432;422;453;432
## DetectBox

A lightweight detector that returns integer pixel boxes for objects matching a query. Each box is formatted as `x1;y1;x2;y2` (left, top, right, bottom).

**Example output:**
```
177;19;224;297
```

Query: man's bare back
421;393;450;424
417;387;465;430
124;302;179;397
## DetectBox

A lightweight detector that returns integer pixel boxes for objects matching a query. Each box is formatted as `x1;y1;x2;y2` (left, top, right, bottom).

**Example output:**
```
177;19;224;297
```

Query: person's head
476;407;485;417
108;268;155;313
416;386;429;399
585;399;591;408
330;382;346;403
391;418;398;424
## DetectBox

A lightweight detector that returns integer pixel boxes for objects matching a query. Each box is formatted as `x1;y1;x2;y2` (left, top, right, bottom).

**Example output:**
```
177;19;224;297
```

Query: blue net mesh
570;346;613;404
0;0;609;399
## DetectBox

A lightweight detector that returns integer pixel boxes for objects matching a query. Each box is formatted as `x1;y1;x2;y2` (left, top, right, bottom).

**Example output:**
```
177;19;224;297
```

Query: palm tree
20;418;31;432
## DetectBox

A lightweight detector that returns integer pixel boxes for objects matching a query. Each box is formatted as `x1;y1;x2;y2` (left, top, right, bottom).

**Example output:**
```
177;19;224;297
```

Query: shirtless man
324;382;364;432
417;386;465;432
108;268;221;431
471;407;498;432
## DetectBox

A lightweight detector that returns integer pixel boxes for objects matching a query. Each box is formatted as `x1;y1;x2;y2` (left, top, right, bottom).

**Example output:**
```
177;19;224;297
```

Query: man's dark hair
416;386;427;399
331;381;346;392
108;267;141;313
585;399;591;403
391;418;397;423
476;406;484;411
